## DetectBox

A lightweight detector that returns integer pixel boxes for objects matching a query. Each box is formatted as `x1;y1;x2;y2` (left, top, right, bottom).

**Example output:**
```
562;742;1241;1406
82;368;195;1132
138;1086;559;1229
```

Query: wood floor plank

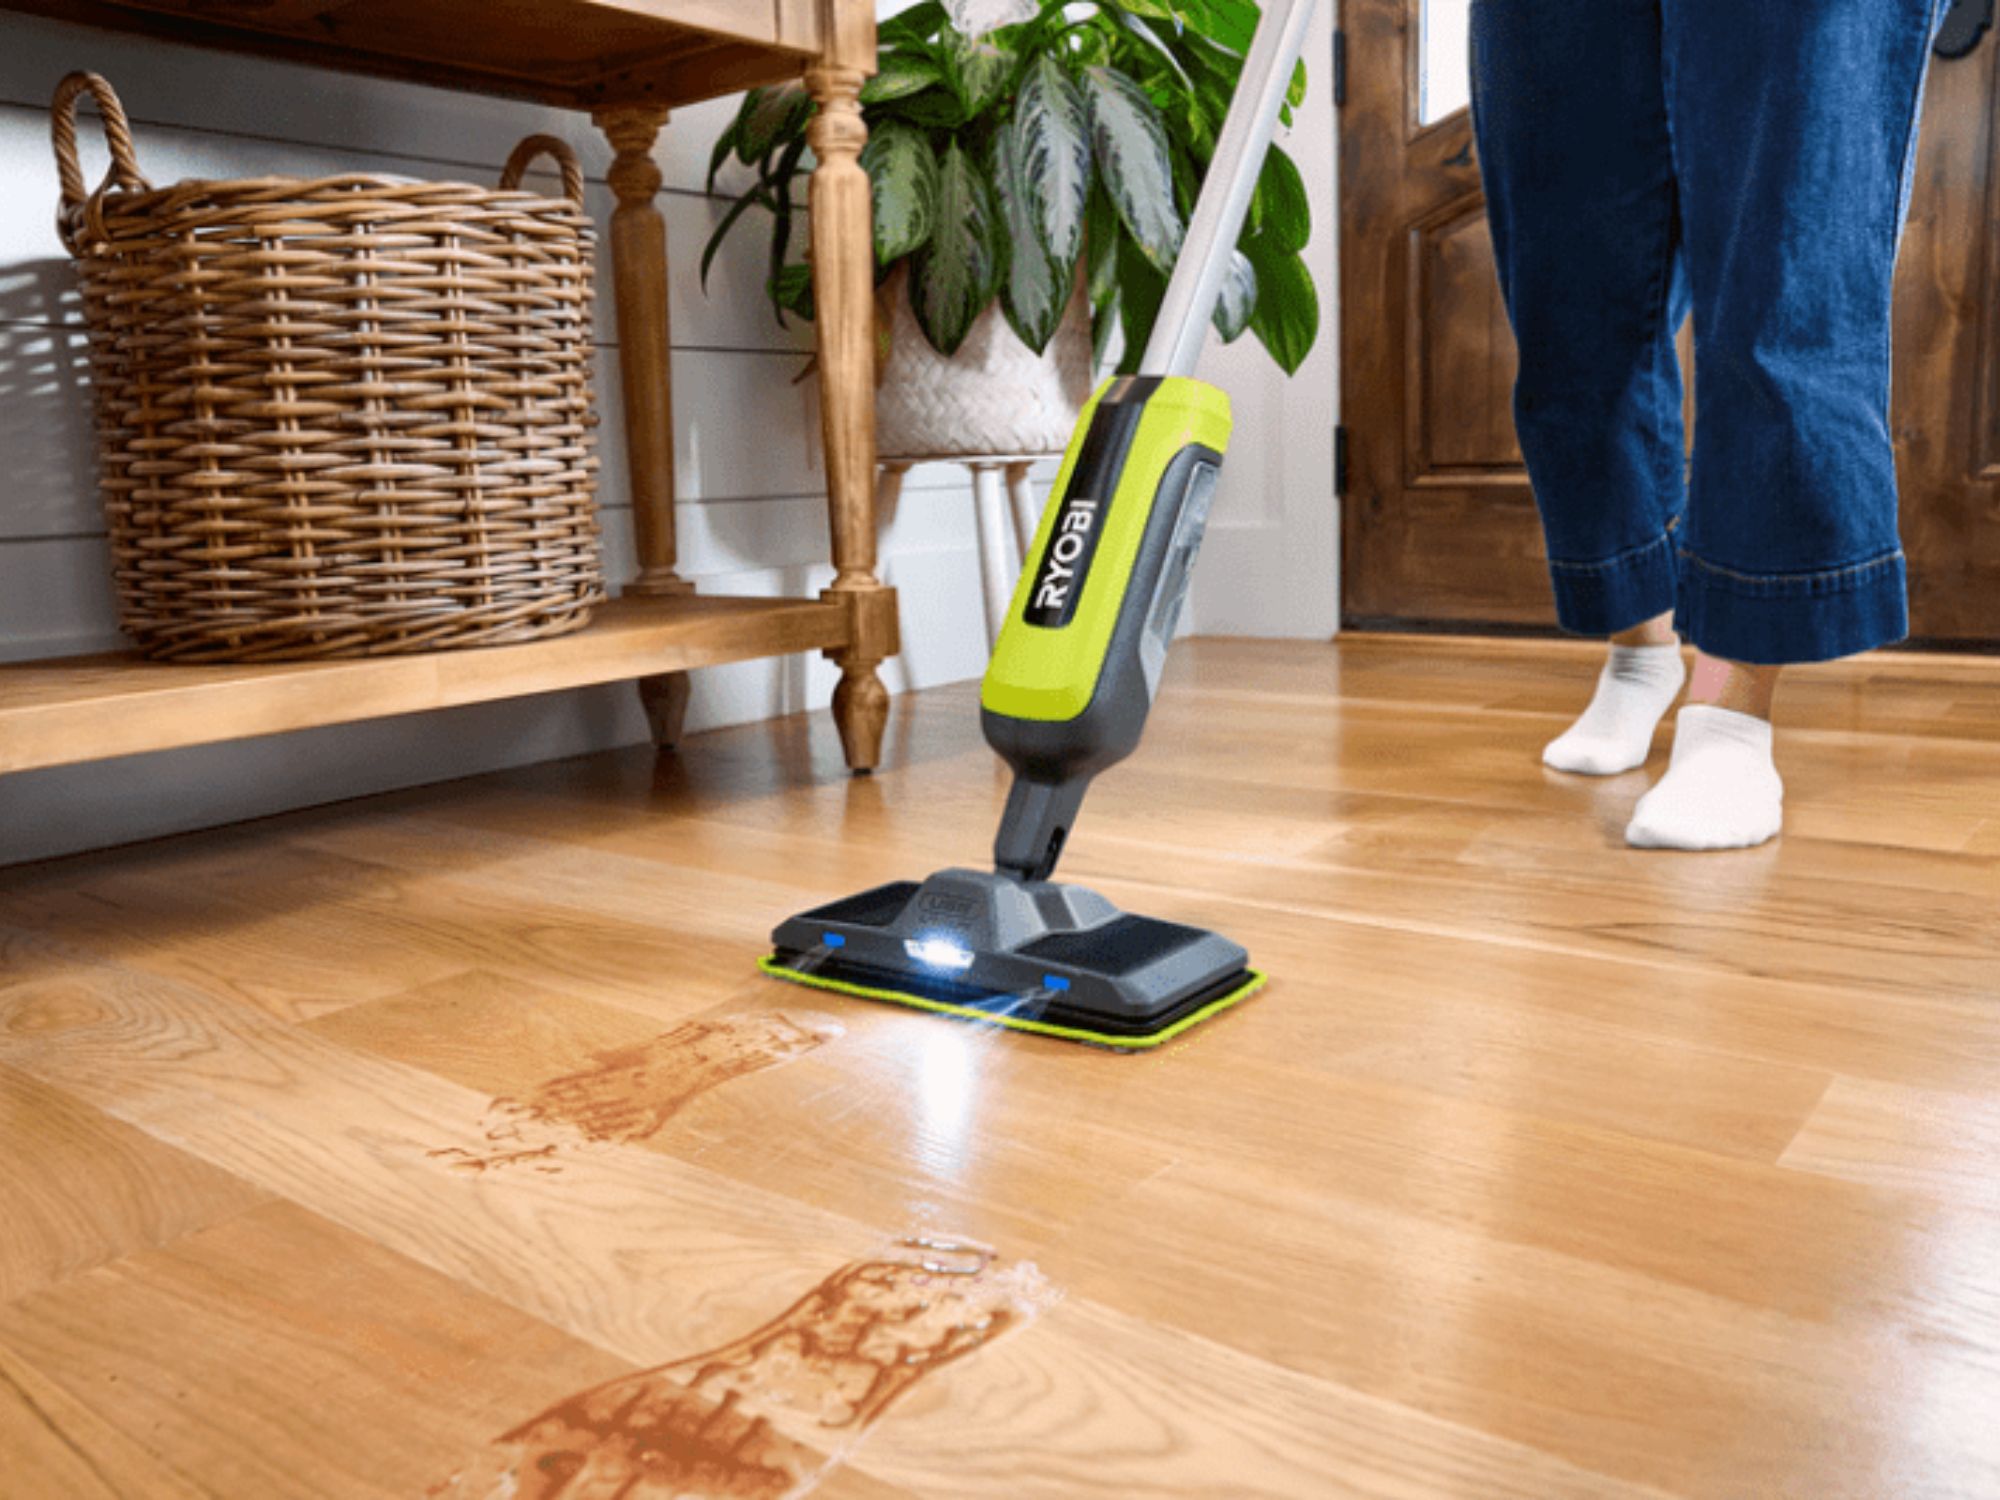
0;947;1673;1498
0;841;471;1022
3;635;1996;1499
1048;1153;2000;1500
0;1338;212;1500
1780;1076;2000;1212
0;1060;270;1307
0;1199;637;1499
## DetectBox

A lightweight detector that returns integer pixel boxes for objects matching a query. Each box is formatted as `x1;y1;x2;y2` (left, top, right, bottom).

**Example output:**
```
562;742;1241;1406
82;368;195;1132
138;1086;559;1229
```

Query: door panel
1340;0;1544;626
1406;202;1518;479
1341;0;2000;646
1896;3;2000;644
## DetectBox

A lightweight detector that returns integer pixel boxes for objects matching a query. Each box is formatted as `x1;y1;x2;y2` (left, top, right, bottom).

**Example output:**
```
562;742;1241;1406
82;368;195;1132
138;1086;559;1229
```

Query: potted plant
703;0;1318;459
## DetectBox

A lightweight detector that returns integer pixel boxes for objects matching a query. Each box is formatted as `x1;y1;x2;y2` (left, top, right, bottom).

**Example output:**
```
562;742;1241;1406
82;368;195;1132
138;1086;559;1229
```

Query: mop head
759;870;1264;1049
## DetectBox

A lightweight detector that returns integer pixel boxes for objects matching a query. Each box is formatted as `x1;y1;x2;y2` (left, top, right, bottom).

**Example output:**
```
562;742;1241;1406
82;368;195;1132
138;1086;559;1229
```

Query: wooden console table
0;0;897;775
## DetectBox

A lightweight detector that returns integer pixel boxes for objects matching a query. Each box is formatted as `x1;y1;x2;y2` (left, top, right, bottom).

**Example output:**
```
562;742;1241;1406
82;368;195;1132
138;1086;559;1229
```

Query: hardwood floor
2;633;1998;1499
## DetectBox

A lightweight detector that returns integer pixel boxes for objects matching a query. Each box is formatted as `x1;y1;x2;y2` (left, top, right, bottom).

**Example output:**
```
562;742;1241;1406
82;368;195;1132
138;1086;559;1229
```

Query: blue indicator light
822;932;846;949
1043;975;1071;992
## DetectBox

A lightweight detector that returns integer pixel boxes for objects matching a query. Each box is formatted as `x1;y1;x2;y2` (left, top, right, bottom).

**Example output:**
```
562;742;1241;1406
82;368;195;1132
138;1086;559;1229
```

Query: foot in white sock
1543;643;1687;775
1625;705;1784;850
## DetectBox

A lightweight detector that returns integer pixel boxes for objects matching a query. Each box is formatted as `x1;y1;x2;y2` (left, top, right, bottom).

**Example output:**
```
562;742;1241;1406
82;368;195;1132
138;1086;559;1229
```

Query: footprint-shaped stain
434;1237;1056;1499
431;1012;842;1176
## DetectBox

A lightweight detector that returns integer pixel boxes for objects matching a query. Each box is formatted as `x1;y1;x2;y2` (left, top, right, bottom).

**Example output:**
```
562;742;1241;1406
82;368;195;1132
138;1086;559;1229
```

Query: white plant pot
875;266;1094;461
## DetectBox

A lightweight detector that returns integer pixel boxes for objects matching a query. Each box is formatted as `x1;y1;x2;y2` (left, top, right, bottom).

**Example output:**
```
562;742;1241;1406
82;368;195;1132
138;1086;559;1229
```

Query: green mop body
762;0;1316;1046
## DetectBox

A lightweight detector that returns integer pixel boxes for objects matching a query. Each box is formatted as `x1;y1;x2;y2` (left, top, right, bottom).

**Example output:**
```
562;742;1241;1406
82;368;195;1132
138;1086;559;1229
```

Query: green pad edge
756;955;1266;1050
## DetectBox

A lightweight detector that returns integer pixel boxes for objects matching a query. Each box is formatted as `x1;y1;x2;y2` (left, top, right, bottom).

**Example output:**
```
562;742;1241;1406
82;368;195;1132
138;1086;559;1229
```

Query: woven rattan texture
54;73;605;661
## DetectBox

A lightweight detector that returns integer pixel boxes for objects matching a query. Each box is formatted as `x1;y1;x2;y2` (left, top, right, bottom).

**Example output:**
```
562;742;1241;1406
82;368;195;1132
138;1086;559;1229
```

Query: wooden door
1899;0;2000;644
1339;0;2000;646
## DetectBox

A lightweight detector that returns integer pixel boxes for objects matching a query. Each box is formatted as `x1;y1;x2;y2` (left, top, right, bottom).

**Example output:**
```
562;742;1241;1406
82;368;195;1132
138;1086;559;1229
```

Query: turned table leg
806;65;898;774
593;102;695;750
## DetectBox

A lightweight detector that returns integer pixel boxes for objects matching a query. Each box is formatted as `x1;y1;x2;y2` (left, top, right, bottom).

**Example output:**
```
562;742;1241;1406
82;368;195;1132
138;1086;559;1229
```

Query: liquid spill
431;1012;842;1176
435;1237;1056;1499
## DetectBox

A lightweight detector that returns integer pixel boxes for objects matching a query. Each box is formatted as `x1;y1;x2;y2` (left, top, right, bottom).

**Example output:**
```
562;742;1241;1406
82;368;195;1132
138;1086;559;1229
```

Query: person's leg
1469;0;1693;776
1629;0;1945;849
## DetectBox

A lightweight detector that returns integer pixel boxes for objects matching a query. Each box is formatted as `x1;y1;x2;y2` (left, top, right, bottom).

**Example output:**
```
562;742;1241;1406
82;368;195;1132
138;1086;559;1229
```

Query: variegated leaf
951;37;1011;116
859;120;939;263
735;84;811;164
992;126;1066;353
1211;248;1257;342
861;57;943;104
911;140;1003;356
1083;65;1184;272
1016;53;1091;267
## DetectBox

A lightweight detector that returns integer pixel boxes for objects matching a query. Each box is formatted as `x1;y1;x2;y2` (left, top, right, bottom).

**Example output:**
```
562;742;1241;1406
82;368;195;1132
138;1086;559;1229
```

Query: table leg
593;102;694;748
807;65;897;773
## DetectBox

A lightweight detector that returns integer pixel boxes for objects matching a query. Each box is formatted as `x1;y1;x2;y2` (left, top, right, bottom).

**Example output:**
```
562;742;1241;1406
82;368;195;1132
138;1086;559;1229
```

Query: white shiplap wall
0;13;1034;865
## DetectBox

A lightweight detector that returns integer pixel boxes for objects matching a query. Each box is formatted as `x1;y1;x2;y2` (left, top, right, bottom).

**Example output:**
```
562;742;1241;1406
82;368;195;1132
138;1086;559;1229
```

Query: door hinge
1334;424;1349;497
1333;28;1348;107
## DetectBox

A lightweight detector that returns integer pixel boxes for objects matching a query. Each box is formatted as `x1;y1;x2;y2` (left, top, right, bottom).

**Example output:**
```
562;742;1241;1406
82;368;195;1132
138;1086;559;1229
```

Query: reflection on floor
2;634;1998;1499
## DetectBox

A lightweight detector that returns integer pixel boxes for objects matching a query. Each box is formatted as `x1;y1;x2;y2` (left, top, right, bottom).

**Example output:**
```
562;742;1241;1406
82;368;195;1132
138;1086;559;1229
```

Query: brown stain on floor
431;1011;842;1176
435;1237;1055;1499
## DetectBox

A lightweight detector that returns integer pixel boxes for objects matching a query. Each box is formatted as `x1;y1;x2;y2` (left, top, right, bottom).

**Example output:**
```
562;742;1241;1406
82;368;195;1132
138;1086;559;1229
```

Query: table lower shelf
0;593;849;775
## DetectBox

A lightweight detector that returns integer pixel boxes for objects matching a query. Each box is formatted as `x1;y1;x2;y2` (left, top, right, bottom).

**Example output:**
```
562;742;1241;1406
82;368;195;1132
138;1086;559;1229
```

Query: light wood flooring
3;634;1998;1499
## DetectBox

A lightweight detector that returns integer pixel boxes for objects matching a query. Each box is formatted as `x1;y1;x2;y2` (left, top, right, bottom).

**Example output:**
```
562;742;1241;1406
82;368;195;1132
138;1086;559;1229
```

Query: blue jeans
1468;0;1945;663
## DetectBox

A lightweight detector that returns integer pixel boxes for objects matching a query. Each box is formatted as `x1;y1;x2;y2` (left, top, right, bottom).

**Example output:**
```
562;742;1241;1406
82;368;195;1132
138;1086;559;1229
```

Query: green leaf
700;185;775;290
879;0;948;48
862;56;944;104
948;35;1011;118
1083;65;1184;273
1114;12;1195;93
1084;179;1121;307
1248;144;1310;255
735;84;812;164
991;126;1067;354
766;136;808;324
1242;237;1319;375
1178;0;1260;51
893;86;972;128
706;119;738;195
911;140;1004;356
1015;54;1091;267
1211;247;1257;342
1114;234;1167;375
859;120;940;262
769;262;815;322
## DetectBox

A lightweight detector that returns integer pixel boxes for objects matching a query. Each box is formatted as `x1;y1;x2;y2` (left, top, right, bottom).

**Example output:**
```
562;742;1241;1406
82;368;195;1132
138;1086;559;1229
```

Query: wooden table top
1;0;867;109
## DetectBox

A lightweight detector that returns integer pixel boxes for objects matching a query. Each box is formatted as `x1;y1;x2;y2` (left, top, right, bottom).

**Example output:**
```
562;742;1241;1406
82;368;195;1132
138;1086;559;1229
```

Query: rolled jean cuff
1547;528;1680;637
1675;548;1909;665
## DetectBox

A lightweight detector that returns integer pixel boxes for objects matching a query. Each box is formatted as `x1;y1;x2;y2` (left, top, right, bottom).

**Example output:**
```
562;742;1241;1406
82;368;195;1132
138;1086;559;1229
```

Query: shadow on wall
0;262;98;540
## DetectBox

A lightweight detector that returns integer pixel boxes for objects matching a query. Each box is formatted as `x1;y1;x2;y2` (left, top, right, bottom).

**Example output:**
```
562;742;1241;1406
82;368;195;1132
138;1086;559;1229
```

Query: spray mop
761;0;1318;1047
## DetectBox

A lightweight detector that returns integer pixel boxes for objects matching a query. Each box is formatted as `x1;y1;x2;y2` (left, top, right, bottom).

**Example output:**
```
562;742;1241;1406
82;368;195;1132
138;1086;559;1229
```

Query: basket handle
51;71;152;255
499;135;586;207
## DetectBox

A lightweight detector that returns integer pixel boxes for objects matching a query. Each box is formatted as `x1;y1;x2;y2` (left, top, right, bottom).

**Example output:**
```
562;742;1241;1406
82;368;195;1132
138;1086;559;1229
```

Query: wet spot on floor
431;1011;842;1176
436;1236;1056;1498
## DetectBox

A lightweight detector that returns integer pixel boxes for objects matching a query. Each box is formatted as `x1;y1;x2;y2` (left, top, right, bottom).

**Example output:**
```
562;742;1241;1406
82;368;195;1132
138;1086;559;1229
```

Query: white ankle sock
1625;705;1784;851
1542;643;1687;775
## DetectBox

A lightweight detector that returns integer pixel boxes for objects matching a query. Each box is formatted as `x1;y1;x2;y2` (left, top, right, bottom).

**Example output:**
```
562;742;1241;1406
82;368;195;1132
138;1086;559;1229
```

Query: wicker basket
52;72;605;662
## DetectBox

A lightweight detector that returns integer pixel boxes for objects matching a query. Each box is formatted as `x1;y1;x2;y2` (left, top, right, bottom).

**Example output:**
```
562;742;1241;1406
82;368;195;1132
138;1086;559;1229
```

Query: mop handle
1138;0;1318;380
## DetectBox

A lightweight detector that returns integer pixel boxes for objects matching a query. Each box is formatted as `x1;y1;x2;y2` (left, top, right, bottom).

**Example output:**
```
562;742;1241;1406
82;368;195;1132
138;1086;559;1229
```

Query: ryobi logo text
1025;493;1103;627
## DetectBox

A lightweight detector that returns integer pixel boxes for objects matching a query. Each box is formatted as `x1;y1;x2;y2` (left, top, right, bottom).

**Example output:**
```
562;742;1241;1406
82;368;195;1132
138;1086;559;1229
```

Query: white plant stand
880;455;1055;648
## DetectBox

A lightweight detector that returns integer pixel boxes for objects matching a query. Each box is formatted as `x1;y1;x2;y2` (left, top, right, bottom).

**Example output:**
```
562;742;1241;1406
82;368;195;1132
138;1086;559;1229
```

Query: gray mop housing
769;869;1253;1037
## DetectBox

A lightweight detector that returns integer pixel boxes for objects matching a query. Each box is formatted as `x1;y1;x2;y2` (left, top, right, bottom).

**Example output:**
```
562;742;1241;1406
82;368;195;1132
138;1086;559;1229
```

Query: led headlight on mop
903;935;975;971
